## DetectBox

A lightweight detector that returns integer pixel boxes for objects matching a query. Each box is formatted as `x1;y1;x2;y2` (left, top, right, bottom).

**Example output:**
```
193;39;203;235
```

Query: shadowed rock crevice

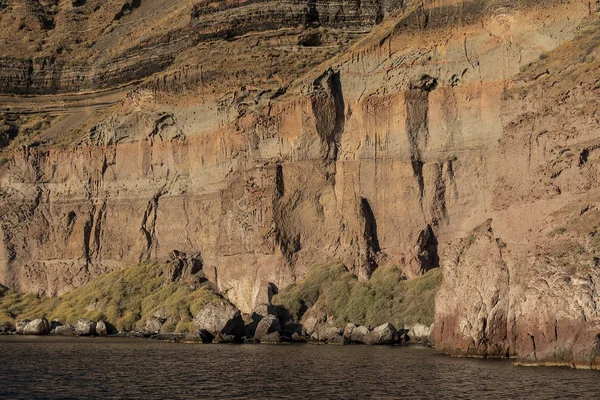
140;191;162;262
360;197;380;253
405;75;437;206
360;197;382;279
166;250;204;283
415;225;439;274
275;164;285;199
0;118;18;148
298;32;322;46
331;70;345;159
114;0;142;21
305;0;320;27
270;164;301;264
311;68;345;161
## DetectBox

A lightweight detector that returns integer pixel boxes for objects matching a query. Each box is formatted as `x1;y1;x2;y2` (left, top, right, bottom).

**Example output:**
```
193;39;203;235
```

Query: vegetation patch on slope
273;263;442;328
0;262;223;333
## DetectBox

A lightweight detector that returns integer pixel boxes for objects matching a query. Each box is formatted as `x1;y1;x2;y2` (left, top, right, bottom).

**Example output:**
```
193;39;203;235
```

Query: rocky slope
1;0;599;367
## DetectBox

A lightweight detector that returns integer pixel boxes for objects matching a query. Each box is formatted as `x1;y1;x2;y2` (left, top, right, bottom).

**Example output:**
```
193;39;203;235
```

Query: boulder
323;326;346;345
254;314;281;341
23;319;51;335
300;303;327;336
193;302;244;338
398;329;410;344
311;325;346;344
328;333;347;345
213;333;236;343
246;305;280;338
74;319;97;336
363;323;399;345
0;321;15;335
144;318;163;334
343;323;356;339
350;325;370;343
50;320;63;331
97;320;118;335
16;319;31;335
96;321;108;336
184;331;204;343
408;323;433;343
53;324;75;336
321;326;343;340
291;332;307;342
260;331;281;344
251;304;279;319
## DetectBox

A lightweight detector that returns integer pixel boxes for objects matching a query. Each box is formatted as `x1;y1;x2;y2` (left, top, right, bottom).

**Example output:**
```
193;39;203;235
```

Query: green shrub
273;263;442;328
0;262;223;332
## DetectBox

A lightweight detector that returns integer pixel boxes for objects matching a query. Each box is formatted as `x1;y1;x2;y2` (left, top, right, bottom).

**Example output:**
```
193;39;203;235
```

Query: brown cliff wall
435;12;600;367
1;0;599;367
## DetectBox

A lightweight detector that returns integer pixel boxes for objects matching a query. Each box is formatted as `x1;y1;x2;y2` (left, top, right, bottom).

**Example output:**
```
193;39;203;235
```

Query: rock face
434;18;600;366
193;302;244;338
0;0;599;366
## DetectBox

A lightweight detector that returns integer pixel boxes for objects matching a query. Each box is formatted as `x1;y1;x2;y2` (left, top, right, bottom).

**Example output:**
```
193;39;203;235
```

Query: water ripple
0;337;599;399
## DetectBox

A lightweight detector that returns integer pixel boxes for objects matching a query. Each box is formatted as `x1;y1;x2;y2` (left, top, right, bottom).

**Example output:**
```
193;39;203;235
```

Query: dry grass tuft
0;262;223;332
273;263;442;328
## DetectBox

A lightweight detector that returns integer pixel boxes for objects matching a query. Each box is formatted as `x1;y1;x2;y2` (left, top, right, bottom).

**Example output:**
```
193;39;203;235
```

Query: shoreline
4;333;599;371
0;330;433;347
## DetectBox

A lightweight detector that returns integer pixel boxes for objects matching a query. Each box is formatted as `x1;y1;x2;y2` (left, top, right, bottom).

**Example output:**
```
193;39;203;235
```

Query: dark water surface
0;336;598;399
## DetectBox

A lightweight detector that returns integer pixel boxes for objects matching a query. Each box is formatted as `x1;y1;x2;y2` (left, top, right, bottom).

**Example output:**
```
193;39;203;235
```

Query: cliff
1;0;599;367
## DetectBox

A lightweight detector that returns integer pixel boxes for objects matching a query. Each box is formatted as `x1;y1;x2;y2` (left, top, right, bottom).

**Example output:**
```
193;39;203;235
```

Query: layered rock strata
0;0;599;367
